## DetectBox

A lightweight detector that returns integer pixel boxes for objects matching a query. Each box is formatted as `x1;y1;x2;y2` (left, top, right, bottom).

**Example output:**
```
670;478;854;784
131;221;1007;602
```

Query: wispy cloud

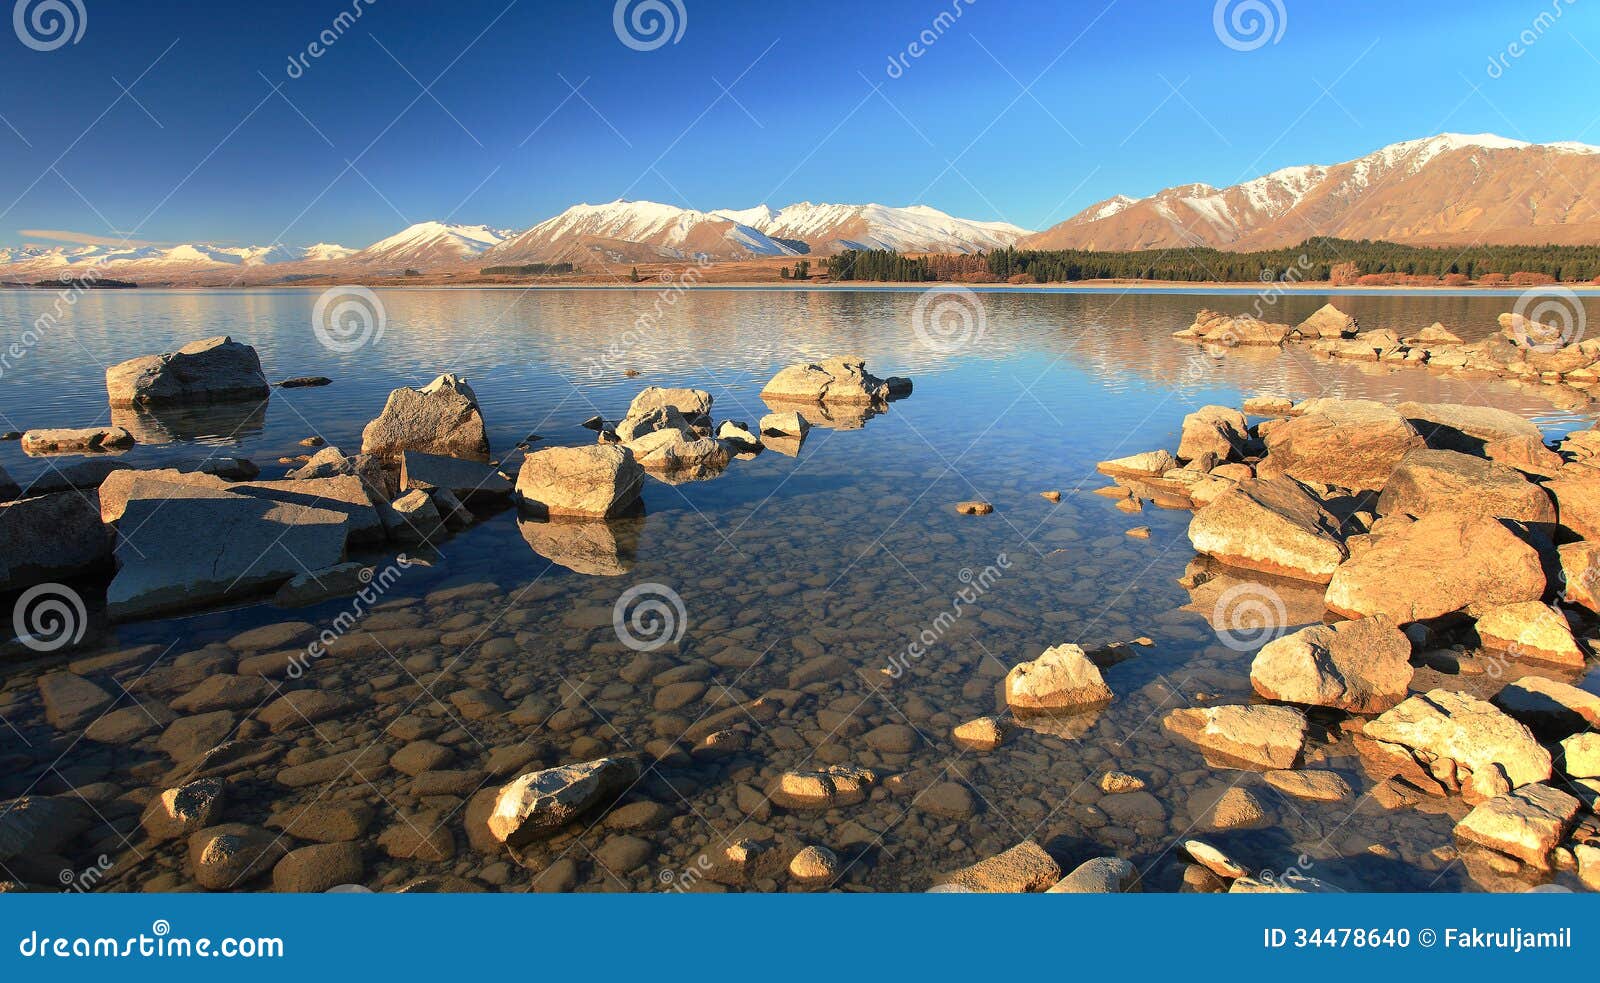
18;228;160;247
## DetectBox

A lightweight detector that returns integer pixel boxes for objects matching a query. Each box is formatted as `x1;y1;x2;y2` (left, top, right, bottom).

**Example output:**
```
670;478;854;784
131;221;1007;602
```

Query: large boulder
515;445;643;519
1250;617;1413;713
1396;401;1542;454
0;491;112;591
100;470;384;547
488;757;641;848
399;451;511;501
1187;477;1348;583
1375;449;1554;524
360;374;489;461
1545;473;1600;541
760;357;891;404
625;386;712;422
1558;542;1600;613
1324;512;1545;622
1358;689;1551;802
1004;644;1113;712
613;405;695;444
1454;783;1580;869
105;336;271;408
1473;601;1585;669
1178;406;1250;462
1174;310;1290;346
1492;676;1600;739
625;429;731;478
1259;399;1424;491
1294;303;1357;339
107;479;349;620
1162;704;1307;770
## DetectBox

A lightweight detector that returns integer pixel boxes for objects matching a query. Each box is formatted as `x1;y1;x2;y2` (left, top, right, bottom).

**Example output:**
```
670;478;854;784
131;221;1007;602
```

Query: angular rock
1376;449;1553;524
758;411;810;438
1360;690;1551;802
625;386;713;421
38;672;114;731
1188;477;1348;583
515;445;643;519
20;426;133;454
1454;784;1580;869
1046;857;1140;893
1162;704;1307;770
1397;401;1542;454
613;404;694;444
188;823;286;889
106;336;270;408
1097;449;1175;479
952;716;1006;751
1250;617;1413;713
388;489;445;545
760;357;890;404
360;373;489;461
788;845;841;884
488;757;641;847
140;778;225;842
1295;303;1357;339
769;766;879;810
1263;769;1353;802
0;491;112;590
716;420;760;452
1004;644;1113;712
626;429;731;476
1545;473;1600;541
1260;399;1424;491
1325;512;1545;622
1561;733;1600;778
933;840;1061;893
1178;406;1250;462
398;450;511;501
1491;676;1600;739
1473;601;1584;669
1175;310;1290;346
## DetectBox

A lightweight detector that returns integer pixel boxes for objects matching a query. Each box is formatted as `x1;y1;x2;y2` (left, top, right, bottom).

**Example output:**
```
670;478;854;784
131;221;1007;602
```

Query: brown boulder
1250;617;1413;713
1188;477;1347;583
1375;449;1554;524
1260;399;1424;491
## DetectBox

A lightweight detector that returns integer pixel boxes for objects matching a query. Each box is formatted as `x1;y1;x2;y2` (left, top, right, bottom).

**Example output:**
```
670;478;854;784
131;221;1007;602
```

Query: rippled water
1;286;1596;894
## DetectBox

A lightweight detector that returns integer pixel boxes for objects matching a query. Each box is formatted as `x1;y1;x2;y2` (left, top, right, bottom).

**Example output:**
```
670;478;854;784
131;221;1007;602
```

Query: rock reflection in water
517;513;644;576
110;401;268;444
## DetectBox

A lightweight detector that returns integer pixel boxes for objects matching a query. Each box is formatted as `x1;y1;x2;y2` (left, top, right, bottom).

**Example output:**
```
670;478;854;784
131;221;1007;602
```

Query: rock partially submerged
1358;689;1551;802
515;445;644;519
1004;644;1113;712
760;357;894;404
1097;449;1176;479
1473;601;1585;669
360;374;489;461
0;491;112;591
1162;704;1307;770
488;757;641;848
625;386;712;422
1174;310;1290;346
1188;477;1348;583
106;336;271;408
1294;303;1358;340
1250;617;1413;713
399;451;512;500
1454;783;1580;869
20;426;134;455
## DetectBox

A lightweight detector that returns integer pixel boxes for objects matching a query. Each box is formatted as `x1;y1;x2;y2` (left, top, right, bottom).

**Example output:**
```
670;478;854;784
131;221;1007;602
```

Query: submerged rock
105;336;271;408
488;757;641;848
20;426;133;455
0;491;112;591
1250;617;1413;713
515;444;644;519
769;766;879;810
1324;512;1545;622
1188;477;1348;583
141;778;225;842
1162;704;1307;770
1004;644;1113;712
1359;689;1551;802
360;373;489;461
188;823;287;890
399;451;511;500
758;411;811;438
932;839;1060;893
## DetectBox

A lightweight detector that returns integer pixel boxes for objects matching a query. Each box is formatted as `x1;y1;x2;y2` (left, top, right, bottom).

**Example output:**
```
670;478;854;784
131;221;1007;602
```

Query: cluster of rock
1178;303;1600;409
1097;381;1600;883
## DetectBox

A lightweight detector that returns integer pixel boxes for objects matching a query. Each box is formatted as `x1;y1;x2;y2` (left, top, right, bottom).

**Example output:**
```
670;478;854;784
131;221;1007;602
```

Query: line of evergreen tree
826;238;1600;284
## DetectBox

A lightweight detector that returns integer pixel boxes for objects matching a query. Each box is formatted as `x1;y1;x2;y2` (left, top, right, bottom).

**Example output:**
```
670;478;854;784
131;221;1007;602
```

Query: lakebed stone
1162;704;1307;770
488;757;641;847
1004;644;1113;712
1250;617;1413;713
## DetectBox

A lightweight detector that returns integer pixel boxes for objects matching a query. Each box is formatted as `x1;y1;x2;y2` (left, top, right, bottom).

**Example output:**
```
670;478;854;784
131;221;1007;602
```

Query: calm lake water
1;286;1596;893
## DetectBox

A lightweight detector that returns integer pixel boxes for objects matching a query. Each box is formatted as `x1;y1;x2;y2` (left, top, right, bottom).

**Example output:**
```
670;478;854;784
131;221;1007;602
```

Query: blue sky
1;0;1596;249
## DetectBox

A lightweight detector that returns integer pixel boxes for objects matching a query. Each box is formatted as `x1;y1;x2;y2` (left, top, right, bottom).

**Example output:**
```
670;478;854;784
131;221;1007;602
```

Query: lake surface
1;286;1596;893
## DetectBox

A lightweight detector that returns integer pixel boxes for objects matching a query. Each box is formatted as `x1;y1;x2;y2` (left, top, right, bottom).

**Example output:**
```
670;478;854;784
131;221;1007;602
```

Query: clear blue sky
1;0;1596;249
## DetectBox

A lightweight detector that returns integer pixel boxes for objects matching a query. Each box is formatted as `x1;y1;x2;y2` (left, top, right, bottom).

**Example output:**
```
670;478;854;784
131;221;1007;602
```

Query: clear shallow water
1;287;1596;893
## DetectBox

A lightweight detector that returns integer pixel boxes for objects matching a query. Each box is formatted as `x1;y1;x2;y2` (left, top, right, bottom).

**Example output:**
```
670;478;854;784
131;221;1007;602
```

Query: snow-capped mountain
1024;133;1600;251
722;202;1032;254
482;200;797;265
0;241;356;281
346;221;512;268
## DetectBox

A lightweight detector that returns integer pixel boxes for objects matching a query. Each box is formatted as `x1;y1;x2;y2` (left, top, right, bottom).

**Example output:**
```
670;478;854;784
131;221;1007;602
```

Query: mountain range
4;133;1599;284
